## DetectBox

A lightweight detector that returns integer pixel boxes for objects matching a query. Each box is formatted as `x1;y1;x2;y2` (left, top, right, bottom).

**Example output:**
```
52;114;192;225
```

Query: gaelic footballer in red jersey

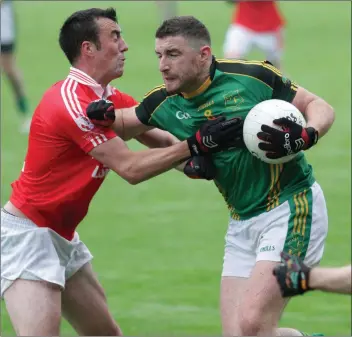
223;1;285;69
1;8;241;337
10;67;137;241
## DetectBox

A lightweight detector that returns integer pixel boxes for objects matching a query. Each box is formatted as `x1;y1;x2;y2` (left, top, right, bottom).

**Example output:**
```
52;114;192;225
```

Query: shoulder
135;85;170;125
141;84;169;110
215;59;281;89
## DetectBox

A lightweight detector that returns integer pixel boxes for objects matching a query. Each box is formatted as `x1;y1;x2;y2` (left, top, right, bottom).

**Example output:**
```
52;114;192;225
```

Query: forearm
309;265;351;294
135;128;180;148
304;98;335;138
123;141;190;184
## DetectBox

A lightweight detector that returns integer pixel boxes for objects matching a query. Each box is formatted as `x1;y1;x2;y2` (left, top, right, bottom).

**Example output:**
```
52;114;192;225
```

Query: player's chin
164;81;181;94
113;68;124;79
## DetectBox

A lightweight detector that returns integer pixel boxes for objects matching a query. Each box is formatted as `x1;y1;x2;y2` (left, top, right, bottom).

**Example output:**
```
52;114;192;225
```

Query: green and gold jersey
136;58;315;219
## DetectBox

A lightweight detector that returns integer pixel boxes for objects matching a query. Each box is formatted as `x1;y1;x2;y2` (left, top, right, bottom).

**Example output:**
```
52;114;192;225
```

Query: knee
103;322;123;336
84;321;122;336
237;306;272;336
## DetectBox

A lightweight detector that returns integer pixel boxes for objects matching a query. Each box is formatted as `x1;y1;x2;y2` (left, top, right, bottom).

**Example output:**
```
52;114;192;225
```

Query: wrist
187;135;205;156
303;127;319;150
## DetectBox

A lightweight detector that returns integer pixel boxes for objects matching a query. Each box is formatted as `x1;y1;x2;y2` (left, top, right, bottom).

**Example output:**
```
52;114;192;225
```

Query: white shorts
223;24;284;65
1;210;93;297
222;182;328;278
1;1;15;46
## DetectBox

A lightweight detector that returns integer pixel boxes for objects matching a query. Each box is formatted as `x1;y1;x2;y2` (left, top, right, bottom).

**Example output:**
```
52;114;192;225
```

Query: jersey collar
67;67;114;98
181;56;217;99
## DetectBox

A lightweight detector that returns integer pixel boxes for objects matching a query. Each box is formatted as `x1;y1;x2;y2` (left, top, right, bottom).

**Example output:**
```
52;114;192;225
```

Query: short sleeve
135;86;168;125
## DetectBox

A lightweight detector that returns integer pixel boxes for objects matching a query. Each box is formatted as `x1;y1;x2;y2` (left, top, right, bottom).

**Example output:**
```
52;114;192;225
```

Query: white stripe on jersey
66;80;82;118
69;69;98;86
61;77;113;148
90;138;98;147
61;78;79;119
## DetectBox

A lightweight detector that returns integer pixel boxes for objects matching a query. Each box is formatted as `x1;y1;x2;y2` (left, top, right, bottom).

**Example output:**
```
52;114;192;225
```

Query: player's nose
159;57;170;72
120;37;128;52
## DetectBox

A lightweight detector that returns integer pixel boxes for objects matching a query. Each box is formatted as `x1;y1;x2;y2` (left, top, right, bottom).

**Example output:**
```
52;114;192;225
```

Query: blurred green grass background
1;1;351;336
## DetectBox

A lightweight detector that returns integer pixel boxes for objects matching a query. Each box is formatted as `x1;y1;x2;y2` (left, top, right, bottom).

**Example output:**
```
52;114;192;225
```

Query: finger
258;142;274;151
220;117;241;129
257;131;272;142
215;116;226;124
106;104;115;112
261;124;282;135
105;110;116;121
280;251;291;262
273;117;293;126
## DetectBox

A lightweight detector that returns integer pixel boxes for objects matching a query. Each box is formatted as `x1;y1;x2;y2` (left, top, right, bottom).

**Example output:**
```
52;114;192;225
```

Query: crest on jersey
75;115;95;131
223;90;244;109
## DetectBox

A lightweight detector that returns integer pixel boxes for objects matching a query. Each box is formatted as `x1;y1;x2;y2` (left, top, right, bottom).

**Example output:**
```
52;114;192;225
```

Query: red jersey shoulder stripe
60;78;110;148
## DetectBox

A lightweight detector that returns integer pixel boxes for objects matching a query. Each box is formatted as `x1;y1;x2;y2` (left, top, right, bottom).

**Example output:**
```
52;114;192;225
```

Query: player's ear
199;45;212;61
81;41;96;58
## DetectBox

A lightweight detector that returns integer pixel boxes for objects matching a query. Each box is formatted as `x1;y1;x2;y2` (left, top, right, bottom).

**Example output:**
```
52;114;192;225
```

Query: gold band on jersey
182;76;212;99
292;190;309;235
266;164;283;211
217;59;282;77
144;85;165;98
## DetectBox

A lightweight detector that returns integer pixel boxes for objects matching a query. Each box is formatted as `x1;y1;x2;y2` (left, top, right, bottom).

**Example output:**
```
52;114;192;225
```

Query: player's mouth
163;76;177;82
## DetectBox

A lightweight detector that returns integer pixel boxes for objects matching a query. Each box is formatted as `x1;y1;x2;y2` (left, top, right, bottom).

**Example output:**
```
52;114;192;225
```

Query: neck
182;58;213;97
72;61;109;89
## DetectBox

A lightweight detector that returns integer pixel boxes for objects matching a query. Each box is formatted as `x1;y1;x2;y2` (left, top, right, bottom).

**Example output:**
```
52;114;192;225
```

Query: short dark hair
155;16;211;47
59;8;117;64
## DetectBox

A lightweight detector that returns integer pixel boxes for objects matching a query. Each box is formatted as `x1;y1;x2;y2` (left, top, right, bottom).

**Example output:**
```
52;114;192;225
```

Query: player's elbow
114;164;144;185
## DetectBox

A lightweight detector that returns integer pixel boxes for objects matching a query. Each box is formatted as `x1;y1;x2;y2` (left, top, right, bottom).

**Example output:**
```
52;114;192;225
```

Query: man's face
155;36;205;94
93;18;128;81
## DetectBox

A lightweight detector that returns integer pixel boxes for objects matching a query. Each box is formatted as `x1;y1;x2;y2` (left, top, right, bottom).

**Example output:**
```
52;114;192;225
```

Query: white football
243;99;306;164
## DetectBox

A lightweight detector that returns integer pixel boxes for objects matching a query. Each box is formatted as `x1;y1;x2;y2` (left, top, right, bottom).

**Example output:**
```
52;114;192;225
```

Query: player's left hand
183;155;216;180
257;117;319;159
86;99;115;127
273;251;312;297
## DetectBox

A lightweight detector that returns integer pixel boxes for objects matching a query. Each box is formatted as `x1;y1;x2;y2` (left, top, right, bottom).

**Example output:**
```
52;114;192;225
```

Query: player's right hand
187;116;244;156
183;156;216;180
273;251;312;298
86;99;115;127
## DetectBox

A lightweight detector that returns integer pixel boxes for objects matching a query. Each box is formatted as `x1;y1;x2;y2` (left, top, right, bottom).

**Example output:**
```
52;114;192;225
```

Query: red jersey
232;1;284;32
10;67;138;240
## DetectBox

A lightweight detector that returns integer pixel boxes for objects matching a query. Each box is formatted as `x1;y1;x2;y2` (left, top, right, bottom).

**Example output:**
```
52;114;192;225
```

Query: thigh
221;217;257;335
1;211;67;297
223;24;253;58
236;260;289;336
4;279;62;336
256;183;328;266
222;217;257;278
62;262;122;336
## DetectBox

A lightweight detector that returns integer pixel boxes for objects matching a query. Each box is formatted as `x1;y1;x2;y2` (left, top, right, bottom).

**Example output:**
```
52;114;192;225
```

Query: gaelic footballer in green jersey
86;15;335;337
136;57;315;220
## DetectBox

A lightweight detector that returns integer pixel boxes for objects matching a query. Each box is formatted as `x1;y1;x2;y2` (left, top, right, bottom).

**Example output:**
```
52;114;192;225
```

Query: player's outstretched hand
187;116;244;156
183;155;216;180
273;251;312;297
257;117;318;159
86;99;115;127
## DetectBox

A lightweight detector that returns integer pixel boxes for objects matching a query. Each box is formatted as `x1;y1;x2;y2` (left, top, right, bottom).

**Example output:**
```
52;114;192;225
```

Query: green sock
17;96;30;115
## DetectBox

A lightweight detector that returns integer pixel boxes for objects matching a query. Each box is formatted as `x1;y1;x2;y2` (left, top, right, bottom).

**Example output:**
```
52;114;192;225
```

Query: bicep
113;106;153;140
291;86;319;116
